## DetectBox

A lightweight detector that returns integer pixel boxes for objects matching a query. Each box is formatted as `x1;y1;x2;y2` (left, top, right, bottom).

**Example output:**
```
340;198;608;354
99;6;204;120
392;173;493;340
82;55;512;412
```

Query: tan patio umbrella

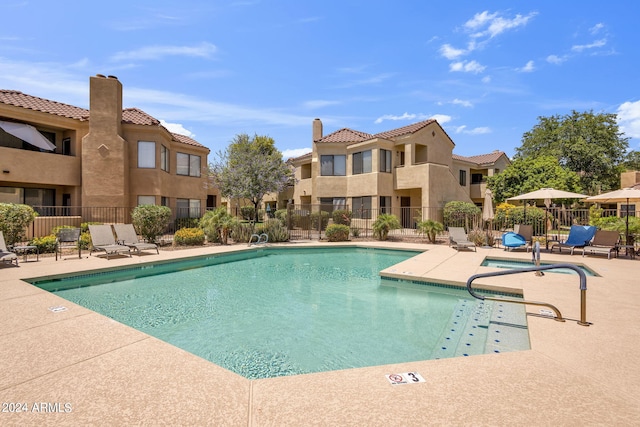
585;187;640;246
482;188;495;222
507;188;589;249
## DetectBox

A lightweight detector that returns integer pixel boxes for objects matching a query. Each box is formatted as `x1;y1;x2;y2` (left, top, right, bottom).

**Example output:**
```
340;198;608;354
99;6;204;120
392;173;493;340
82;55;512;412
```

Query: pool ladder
465;263;590;326
248;233;269;246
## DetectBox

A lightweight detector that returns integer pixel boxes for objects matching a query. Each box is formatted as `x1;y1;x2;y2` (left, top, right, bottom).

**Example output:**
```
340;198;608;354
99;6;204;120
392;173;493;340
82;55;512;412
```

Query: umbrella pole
625;197;630;248
545;207;549;250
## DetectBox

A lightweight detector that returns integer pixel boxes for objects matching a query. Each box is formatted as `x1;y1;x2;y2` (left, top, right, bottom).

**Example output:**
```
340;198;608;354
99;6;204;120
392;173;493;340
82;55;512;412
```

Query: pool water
32;247;529;379
481;257;598;276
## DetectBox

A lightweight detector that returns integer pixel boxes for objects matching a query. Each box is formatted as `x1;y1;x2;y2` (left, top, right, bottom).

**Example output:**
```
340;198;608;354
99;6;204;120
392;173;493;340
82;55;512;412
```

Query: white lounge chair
0;230;18;266
113;224;159;256
88;224;131;259
448;227;476;252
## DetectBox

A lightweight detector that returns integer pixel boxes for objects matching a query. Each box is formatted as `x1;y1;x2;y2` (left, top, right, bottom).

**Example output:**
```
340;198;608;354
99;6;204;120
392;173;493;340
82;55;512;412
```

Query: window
138;196;156;205
380;196;391;214
459;170;467;186
177;198;201;218
352;196;372;219
62;137;71;156
621;204;636;218
161;196;169;207
380;149;392;173
471;173;484;184
138;141;156;168
177;153;201;177
160;145;169;172
319;197;346;212
320;155;346;176
398;151;405;167
353;150;372;175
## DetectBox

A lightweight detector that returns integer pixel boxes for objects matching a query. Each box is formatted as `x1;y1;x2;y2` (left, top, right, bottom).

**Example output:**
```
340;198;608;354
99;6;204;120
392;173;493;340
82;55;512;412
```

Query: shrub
79;231;92;250
174;227;205;246
332;209;352;225
131;205;172;243
350;227;360;237
325;224;350;242
240;206;255;221
174;217;200;230
256;219;289;242
372;213;401;241
443;201;481;230
29;234;57;253
416;219;444;243
232;222;255;244
310;211;330;230
274;209;288;226
0;203;37;246
199;207;239;244
81;222;102;233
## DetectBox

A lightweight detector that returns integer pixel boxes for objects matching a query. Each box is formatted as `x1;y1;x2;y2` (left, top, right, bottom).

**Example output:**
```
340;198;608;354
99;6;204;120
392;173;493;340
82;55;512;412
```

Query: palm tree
372;213;401;241
416;219;444;243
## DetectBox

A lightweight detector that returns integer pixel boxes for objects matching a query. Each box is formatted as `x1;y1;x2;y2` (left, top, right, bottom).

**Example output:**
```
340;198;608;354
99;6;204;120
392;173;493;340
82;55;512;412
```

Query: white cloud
430;114;452;124
449;60;486;74
590;23;605;35
439;43;466;60
160;120;196;138
465;10;537;39
374;112;432;124
111;42;217;62
617;101;640;139
455;125;491;135
452;98;473;107
519;60;535;72
481;75;492;84
282;147;312;159
546;54;567;65
571;39;607;52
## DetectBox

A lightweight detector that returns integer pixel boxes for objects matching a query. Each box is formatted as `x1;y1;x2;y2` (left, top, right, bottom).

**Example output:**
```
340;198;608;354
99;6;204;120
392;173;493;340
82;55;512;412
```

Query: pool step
430;299;493;359
484;300;530;354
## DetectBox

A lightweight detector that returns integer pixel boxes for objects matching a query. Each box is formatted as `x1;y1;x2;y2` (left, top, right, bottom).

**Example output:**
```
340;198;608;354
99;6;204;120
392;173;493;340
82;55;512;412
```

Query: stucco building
287;118;509;224
0;75;217;232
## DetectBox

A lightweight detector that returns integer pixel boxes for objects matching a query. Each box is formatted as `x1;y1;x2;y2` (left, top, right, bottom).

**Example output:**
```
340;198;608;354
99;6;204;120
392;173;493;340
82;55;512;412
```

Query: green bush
174;217;200;230
199;207;239;244
311;211;330;230
256;219;289;242
174;227;205;246
0;203;37;246
79;231;92;250
81;222;103;233
443;201;481;229
131;205;172;243
240;206;255;221
29;234;57;253
332;209;352;225
232;222;255;243
416;219;444;243
274;209;288;226
325;224;350;242
372;213;401;241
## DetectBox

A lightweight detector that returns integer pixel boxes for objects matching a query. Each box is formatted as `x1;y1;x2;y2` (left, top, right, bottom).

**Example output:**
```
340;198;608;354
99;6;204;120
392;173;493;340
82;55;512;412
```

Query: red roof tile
172;132;207;150
122;108;160;126
0;89;89;120
453;150;507;166
373;119;436;139
316;128;373;143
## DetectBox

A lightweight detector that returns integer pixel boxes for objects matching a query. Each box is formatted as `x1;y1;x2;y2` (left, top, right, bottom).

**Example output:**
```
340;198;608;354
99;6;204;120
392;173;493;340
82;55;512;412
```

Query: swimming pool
481;257;598;276
31;247;529;379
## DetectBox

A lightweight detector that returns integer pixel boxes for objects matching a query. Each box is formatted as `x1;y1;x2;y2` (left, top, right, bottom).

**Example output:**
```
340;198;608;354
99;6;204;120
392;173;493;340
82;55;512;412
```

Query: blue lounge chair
502;232;527;251
550;225;597;255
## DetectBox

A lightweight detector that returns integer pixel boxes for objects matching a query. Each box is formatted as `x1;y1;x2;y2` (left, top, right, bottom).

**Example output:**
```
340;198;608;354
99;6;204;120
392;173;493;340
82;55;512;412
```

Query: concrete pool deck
1;242;639;426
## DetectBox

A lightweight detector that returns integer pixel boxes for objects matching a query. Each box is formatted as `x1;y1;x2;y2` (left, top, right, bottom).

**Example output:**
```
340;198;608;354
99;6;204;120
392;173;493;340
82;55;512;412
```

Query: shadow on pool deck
1;242;639;425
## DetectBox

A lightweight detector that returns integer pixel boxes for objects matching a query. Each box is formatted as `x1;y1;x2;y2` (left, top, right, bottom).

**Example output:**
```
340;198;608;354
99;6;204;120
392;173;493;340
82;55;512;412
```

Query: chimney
89;74;123;136
313;118;323;142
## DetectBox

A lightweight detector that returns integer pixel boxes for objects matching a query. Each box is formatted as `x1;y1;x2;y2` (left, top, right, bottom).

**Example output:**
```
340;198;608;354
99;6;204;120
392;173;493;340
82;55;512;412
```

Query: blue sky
1;1;638;159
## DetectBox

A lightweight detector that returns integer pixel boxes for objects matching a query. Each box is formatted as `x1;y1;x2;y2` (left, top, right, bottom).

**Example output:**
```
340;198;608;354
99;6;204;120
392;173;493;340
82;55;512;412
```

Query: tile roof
316;128;373;143
373;119;436;139
172;133;207;150
122;108;160;126
0;89;89;120
0;90;206;149
453;150;507;166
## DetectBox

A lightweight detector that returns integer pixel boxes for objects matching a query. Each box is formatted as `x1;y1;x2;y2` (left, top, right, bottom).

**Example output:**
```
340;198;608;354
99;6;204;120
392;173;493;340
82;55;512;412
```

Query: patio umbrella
0;120;56;151
482;188;495;222
507;188;589;249
585;187;640;246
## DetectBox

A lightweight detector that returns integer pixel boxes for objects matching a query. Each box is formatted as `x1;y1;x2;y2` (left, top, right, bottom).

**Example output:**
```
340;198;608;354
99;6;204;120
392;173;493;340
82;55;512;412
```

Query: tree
131;205;172;243
623;150;640;172
209;134;294;222
372;213;400;241
0;203;37;246
488;156;582;203
515;110;629;194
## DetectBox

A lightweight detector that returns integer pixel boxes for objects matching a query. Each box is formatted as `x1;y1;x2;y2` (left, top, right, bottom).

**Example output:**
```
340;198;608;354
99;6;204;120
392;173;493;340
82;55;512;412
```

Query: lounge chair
550;225;597;255
88;224;131;259
502;232;527;251
448;227;476;252
55;227;81;260
582;230;620;259
113;224;159;256
505;224;533;252
0;230;18;266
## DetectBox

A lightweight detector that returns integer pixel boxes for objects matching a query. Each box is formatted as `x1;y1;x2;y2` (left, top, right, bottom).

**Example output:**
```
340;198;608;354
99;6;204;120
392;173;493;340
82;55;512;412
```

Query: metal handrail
465;263;590;326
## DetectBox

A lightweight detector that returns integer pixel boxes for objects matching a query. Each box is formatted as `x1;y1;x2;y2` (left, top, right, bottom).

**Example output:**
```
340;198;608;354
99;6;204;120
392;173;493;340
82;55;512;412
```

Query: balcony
0;147;80;186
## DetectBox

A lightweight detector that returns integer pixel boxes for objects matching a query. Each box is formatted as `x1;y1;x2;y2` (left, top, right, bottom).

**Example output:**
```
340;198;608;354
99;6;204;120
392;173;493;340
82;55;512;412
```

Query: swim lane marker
386;372;425;385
